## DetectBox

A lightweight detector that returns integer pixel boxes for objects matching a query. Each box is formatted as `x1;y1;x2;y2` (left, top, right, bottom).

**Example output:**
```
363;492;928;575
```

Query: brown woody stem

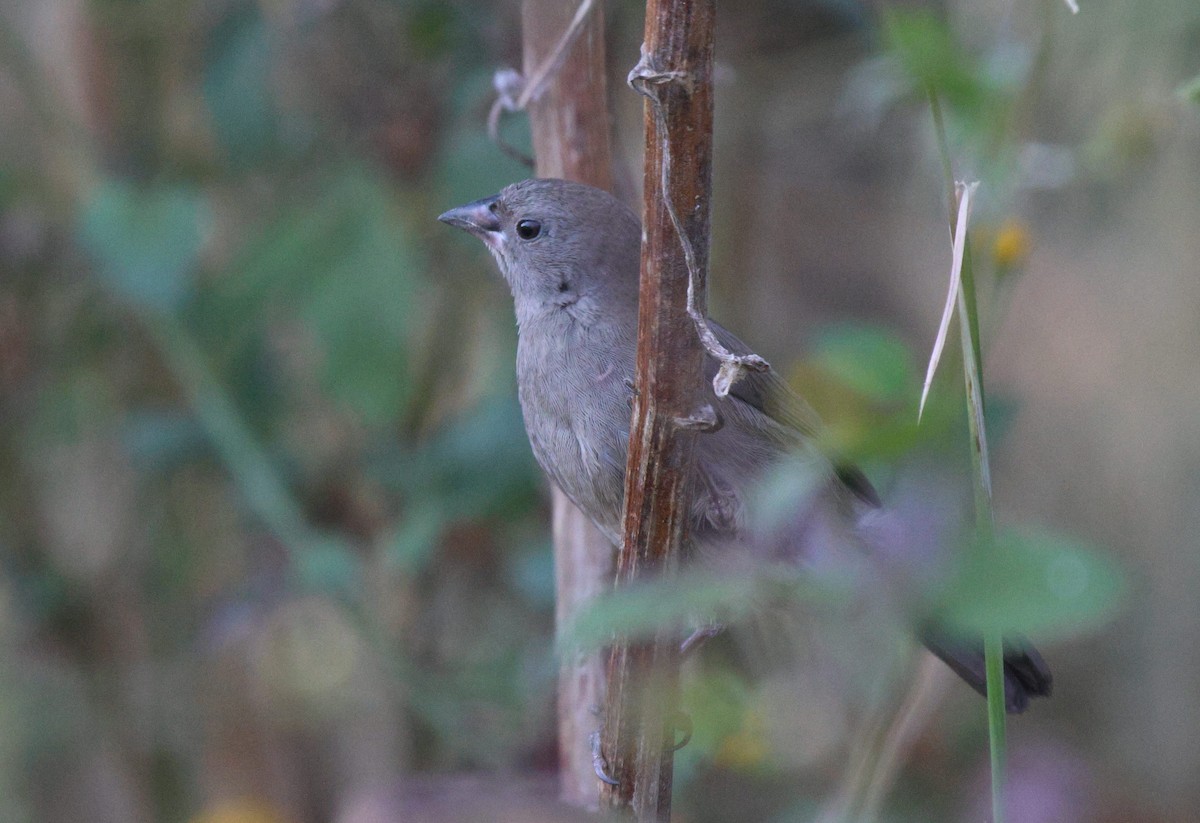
600;1;718;819
520;0;616;810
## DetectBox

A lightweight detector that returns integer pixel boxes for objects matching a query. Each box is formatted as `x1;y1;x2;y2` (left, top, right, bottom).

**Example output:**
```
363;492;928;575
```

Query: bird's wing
705;320;881;508
707;320;824;441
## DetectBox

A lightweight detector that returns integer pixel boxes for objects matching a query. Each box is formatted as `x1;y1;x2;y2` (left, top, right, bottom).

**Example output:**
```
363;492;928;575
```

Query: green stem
958;273;1006;823
959;243;986;406
144;311;316;555
984;631;1007;821
928;88;1007;823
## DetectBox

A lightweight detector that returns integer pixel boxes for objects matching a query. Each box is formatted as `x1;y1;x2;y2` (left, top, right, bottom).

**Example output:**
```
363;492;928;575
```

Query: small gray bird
439;178;1050;713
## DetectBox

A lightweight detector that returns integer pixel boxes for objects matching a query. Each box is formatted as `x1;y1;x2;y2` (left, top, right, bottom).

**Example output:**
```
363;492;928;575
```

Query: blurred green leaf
883;10;988;115
78;180;205;312
675;670;756;781
938;527;1124;642
747;455;825;535
811;324;915;404
436;68;534;207
562;572;758;656
296;535;362;598
29;371;119;442
407;1;460;58
300;196;417;422
1178;73;1200;105
561;569;836;656
0;167;19;209
881;9;1029;190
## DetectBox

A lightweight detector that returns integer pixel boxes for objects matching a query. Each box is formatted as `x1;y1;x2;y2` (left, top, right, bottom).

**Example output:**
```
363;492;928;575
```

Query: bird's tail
921;630;1053;714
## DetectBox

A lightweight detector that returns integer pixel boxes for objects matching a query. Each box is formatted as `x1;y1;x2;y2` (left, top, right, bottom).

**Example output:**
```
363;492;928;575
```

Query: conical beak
438;195;502;244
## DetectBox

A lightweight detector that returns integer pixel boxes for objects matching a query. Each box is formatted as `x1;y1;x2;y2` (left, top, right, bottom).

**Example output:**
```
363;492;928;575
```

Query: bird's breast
515;318;634;540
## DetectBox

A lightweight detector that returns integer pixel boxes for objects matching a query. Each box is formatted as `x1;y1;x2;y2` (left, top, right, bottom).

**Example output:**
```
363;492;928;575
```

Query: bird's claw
588;712;691;779
670;710;693;752
590;730;619;786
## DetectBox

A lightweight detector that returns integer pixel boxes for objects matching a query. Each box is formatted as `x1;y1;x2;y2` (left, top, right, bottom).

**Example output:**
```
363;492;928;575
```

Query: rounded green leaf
78;180;206;312
811;324;915;404
938;527;1125;642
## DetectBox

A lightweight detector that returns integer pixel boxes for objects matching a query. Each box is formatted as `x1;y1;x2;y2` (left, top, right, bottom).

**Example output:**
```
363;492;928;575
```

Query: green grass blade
926;89;1008;823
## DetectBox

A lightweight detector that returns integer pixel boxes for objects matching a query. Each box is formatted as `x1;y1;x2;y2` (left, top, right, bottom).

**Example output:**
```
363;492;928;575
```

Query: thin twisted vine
627;46;770;398
488;0;597;166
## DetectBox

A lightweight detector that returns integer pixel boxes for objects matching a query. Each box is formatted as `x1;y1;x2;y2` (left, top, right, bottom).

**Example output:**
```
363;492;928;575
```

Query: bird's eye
515;219;542;240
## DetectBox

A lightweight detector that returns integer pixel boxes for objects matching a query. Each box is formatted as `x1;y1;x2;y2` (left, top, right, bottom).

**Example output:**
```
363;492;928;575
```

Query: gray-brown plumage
439;178;1050;713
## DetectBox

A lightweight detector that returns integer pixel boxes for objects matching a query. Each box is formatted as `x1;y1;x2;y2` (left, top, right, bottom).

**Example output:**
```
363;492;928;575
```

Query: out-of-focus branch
519;0;615;810
600;1;717;818
492;0;597;166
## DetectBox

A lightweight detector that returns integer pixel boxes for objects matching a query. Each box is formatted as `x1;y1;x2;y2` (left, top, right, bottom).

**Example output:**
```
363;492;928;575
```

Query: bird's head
439;178;641;318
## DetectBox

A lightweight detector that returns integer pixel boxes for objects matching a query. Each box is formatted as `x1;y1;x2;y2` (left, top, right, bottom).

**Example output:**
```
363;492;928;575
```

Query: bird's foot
589;730;619;786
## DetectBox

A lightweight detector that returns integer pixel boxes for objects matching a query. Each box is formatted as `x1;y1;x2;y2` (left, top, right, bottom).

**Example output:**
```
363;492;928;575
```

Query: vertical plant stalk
927;90;1008;823
600;1;717;818
959;239;1007;823
519;0;617;809
146;313;316;555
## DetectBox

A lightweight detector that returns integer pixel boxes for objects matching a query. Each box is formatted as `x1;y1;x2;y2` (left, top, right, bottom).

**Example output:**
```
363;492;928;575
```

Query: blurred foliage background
0;0;1195;821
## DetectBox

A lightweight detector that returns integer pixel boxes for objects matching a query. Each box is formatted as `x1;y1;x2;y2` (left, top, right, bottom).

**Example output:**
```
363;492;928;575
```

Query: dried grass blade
919;181;979;420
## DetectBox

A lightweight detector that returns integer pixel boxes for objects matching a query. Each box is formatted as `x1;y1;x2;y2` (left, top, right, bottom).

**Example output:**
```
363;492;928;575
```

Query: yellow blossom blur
992;219;1032;270
190;800;290;823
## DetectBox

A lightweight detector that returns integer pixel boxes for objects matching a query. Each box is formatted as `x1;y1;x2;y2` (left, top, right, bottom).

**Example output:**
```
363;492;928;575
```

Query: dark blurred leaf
407;1;460;58
8;566;72;628
78;180;205;311
938;527;1124;642
0;167;19;208
203;5;277;166
28;372;119;442
398;396;540;520
201;167;425;423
